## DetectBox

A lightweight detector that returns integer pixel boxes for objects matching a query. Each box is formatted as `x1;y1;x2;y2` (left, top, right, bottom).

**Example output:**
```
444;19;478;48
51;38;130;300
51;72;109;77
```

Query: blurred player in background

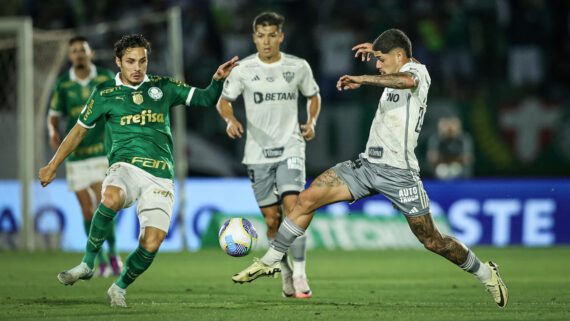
232;29;508;308
40;34;238;307
217;12;320;298
47;36;122;277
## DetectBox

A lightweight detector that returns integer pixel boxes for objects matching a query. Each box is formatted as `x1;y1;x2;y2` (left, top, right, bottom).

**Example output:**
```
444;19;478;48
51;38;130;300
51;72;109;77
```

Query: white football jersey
363;61;431;171
222;53;319;164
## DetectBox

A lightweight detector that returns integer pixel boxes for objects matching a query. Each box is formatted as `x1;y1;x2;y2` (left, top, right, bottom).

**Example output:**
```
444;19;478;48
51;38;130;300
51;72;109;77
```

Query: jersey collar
69;63;97;86
114;73;150;90
255;52;283;66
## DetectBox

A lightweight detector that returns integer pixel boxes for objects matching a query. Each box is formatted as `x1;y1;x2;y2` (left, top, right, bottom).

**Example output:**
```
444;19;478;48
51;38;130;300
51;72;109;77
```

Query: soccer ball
218;218;258;257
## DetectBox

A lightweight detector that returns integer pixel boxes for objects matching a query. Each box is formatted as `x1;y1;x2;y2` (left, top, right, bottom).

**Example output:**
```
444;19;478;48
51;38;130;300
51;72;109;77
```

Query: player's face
374;48;410;75
253;25;284;63
115;47;148;86
68;41;93;69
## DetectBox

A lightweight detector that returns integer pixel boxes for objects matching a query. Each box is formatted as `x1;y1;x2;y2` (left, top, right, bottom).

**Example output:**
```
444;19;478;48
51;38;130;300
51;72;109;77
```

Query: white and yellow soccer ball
218;218;258;257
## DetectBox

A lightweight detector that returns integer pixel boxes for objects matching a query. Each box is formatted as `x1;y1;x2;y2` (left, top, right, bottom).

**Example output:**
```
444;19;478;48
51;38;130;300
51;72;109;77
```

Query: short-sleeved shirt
49;64;114;161
78;73;199;179
363;61;431;171
221;53;319;164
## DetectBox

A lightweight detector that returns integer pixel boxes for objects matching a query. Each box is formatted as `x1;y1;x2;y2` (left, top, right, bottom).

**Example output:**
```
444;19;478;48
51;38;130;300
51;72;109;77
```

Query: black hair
372;29;412;58
68;35;89;46
252;12;285;33
113;34;151;59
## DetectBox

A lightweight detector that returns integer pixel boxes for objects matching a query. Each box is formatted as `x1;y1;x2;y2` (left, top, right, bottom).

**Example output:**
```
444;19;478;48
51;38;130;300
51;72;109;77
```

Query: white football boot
57;262;94;286
107;283;127;308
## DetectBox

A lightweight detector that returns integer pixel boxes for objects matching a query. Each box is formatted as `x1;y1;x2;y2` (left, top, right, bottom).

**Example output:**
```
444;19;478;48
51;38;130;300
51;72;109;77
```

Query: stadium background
1;0;569;250
1;1;569;320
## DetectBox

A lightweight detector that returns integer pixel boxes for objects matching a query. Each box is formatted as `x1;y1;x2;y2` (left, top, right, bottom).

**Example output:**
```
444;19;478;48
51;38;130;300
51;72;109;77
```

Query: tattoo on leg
313;169;346;187
408;214;468;265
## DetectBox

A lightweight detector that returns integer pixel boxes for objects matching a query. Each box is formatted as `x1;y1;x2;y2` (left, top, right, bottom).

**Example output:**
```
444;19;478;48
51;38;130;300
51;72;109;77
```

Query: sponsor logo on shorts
263;147;284;158
287;157;303;171
398;187;419;203
153;189;173;200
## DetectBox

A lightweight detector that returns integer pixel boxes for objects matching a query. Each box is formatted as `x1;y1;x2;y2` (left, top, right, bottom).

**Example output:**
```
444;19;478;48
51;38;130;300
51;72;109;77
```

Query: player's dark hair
372;29;412;58
69;35;89;46
252;12;285;33
114;34;151;59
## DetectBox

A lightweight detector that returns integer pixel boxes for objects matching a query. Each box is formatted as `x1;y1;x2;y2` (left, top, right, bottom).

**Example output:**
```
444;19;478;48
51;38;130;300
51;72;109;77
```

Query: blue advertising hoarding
0;178;568;251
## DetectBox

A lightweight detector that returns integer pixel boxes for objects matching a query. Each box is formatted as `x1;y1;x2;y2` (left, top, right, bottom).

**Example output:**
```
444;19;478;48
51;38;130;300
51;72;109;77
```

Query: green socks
115;245;157;289
83;218;108;266
82;204;117;269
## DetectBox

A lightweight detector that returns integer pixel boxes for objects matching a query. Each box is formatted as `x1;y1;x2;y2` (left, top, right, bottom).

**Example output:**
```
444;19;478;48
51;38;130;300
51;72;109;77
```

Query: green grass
1;247;569;321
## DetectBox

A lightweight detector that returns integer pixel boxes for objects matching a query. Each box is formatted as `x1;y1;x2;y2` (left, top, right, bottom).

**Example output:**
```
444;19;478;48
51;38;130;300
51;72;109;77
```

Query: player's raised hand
352;42;373;62
337;75;363;91
214;56;239;81
39;165;56;187
225;118;244;139
301;121;316;141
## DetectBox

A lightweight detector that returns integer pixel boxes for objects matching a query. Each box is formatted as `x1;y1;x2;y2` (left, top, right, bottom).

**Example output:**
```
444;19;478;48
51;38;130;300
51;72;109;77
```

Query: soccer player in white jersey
217;12;321;298
232;29;509;308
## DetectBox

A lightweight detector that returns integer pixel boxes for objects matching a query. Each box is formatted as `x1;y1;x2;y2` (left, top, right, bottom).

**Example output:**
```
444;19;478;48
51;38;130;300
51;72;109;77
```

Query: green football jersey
78;74;223;179
50;65;114;162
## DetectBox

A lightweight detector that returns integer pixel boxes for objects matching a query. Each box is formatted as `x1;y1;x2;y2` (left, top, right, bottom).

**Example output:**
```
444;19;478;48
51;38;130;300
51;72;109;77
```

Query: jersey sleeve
49;80;65;117
400;63;423;85
77;88;105;128
297;60;319;97
220;65;244;101
165;78;193;107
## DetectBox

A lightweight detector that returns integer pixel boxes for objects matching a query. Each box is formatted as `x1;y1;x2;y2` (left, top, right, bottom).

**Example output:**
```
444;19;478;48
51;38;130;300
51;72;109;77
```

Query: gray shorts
332;154;430;217
247;157;306;207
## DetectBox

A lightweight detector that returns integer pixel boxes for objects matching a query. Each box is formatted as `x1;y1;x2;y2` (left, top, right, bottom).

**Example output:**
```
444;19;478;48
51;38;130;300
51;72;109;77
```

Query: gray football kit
333;61;431;217
222;53;319;207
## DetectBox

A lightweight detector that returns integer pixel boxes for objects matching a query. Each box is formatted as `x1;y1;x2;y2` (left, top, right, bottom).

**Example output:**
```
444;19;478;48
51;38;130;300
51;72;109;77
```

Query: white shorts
102;162;175;233
65;156;108;192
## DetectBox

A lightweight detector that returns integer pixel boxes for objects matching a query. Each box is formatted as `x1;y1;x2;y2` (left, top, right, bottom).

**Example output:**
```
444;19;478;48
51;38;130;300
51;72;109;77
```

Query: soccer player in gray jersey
232;29;508;308
218;12;321;298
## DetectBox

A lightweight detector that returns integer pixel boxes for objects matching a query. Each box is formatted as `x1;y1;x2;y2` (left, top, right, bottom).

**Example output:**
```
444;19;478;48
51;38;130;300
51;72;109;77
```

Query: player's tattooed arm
312;169;346;187
360;72;417;89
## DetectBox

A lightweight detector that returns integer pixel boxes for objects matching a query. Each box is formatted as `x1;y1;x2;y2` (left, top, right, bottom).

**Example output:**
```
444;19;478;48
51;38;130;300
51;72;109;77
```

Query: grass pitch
1;247;569;321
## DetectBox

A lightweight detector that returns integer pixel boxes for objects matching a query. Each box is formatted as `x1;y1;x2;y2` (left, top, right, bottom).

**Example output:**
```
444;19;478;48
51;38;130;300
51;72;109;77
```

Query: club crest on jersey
132;92;144;105
282;71;294;83
148;87;163;100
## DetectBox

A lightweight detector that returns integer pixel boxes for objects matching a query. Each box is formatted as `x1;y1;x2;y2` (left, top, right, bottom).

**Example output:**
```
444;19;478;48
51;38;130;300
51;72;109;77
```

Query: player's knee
101;190;124;211
295;190;318;214
139;235;163;253
265;216;280;231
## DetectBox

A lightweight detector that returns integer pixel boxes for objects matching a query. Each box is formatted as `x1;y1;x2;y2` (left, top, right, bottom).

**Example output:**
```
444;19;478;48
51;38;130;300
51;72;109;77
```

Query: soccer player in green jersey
48;36;121;278
39;34;238;307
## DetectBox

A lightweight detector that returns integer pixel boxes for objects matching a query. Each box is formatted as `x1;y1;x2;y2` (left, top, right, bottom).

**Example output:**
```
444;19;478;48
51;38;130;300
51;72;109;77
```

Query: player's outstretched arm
39;123;88;187
338;72;417;91
189;56;240;107
352;42;374;62
301;94;321;141
217;97;243;139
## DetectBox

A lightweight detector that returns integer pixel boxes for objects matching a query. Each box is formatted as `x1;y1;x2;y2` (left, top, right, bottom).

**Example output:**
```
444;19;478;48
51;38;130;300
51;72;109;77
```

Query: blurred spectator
427;116;474;180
